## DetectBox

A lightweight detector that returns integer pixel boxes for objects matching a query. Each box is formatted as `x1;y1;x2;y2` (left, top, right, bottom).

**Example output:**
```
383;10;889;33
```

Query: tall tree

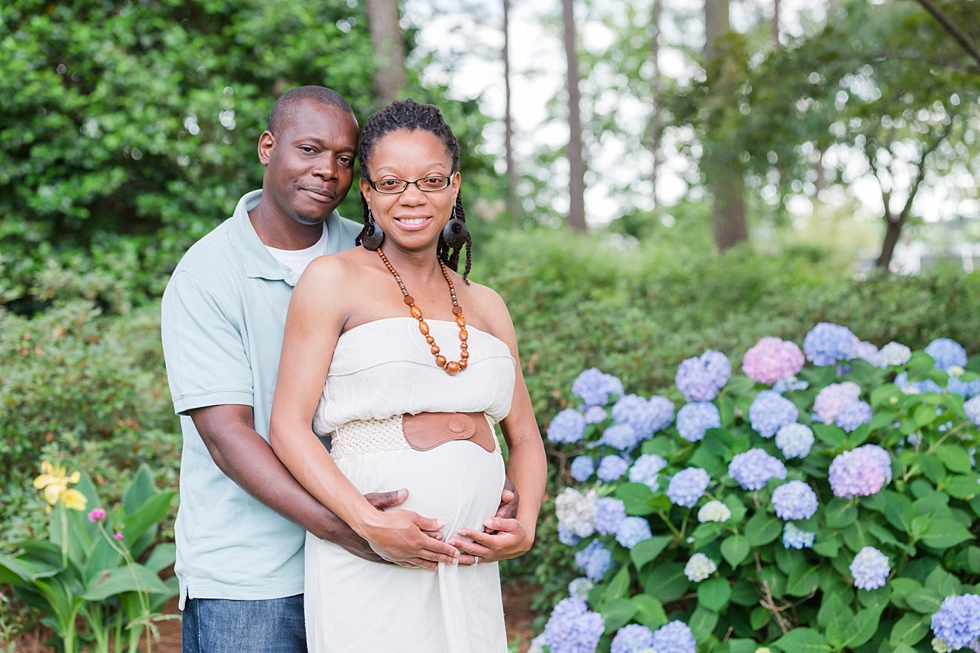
365;0;406;102
503;0;521;225
703;0;749;251
648;0;663;206
562;0;587;231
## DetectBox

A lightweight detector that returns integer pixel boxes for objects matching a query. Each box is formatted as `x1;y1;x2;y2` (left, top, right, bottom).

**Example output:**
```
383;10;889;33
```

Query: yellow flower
33;461;86;511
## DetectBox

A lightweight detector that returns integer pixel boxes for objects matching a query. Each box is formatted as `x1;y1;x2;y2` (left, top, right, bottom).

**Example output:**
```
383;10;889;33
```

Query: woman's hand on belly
354;508;461;568
449;516;532;564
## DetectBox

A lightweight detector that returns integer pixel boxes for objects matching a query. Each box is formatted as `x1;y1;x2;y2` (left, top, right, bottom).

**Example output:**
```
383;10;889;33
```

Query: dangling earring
359;210;385;250
441;206;468;250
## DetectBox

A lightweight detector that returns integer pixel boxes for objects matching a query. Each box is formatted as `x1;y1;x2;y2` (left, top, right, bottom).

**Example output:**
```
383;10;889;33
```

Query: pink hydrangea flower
829;448;886;498
814;382;862;424
742;337;806;385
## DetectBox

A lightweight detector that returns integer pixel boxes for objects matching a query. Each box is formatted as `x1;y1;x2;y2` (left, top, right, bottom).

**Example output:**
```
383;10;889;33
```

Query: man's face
259;101;359;226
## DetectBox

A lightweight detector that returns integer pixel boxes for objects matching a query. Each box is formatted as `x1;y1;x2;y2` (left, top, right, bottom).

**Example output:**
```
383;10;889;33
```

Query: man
161;86;516;653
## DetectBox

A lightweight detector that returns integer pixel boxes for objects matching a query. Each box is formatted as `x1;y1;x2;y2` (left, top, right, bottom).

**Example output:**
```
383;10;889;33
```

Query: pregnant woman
269;99;546;653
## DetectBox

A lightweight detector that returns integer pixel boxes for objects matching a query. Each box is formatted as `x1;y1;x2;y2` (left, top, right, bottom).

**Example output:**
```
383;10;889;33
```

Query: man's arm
191;404;443;571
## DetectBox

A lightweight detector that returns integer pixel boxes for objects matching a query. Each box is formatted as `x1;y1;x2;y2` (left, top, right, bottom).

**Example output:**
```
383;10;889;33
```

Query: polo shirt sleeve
161;270;254;415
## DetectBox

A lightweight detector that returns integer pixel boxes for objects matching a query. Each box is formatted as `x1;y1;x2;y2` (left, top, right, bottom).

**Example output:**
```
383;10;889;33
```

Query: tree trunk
772;0;781;47
704;0;748;251
365;0;406;103
875;212;904;270
503;0;521;226
562;0;587;231
648;0;663;206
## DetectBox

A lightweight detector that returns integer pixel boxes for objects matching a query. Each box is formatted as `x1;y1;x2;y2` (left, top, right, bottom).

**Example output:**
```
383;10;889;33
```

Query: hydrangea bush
533;328;980;653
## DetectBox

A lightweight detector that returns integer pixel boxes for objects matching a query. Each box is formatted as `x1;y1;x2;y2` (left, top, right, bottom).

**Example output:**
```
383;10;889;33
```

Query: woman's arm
451;291;547;561
269;257;461;568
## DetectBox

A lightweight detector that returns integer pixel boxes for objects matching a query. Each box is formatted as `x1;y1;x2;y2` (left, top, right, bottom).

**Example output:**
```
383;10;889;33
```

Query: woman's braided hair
357;98;472;282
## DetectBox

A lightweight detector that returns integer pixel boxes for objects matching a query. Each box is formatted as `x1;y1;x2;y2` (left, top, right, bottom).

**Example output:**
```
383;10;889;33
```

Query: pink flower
829;448;886;498
114;533;124;541
88;508;106;522
742;337;805;385
814;382;862;424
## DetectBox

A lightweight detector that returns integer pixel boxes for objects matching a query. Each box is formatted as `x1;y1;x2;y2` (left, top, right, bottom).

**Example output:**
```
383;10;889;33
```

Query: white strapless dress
305;318;516;653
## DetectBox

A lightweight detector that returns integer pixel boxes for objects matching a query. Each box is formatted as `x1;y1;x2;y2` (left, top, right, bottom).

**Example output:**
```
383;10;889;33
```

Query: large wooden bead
425;335;435;345
458;360;468;371
410;305;423;319
460;341;468;350
435;355;447;368
446;361;460;375
456;315;466;327
460;350;469;360
459;329;468;341
430;345;440;355
419;321;430;335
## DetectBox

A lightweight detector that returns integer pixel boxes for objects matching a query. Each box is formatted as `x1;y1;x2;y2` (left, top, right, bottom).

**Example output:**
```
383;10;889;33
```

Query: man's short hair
268;86;355;137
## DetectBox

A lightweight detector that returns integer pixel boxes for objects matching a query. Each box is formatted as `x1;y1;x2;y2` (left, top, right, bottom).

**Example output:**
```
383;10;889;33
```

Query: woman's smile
394;215;433;229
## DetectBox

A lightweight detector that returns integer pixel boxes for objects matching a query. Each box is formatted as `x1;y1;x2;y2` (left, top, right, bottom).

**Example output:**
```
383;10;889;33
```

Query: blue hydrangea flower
749;390;799;438
852;341;880;367
575;540;614;582
567;577;593;600
615;517;653;549
676;402;721;442
729;448;787;491
894;372;944;396
775;423;814;459
772;480;819;520
930;594;980;650
782;523;816;549
835;401;872;432
584;405;608;424
878;342;911;367
611;624;656;653
538;597;606;653
925;338;968;372
598;423;640;451
558;522;582;546
570;456;595;482
850;546;890;590
675;351;731;402
666;468;711;508
628;453;668;490
804;322;858;366
947;375;980;398
595;498;627;535
857;444;893;484
548;409;586;444
652;620;697;653
966;396;980;427
597;456;630;482
612;394;675;439
572;368;624;407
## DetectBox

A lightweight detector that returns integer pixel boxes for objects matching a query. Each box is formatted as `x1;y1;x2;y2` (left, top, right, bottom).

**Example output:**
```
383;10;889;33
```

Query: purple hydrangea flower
878;342;912;367
925;338;968;372
584;405;608;424
836;401;873;432
575;540;614;582
572;368;624;407
598;423;640;451
850;546;890;590
676;402;721;442
612;394;675;439
548;409;586;444
851;341;880;366
615;517;653;549
742;337;806;385
948;375;980;398
558;523;582;546
538;597;606;653
594;498;627;535
675;351;732;402
804;322;858;366
857;444;893;484
813;382;862;424
728;449;787;491
966;396;980;427
931;594;980;650
597;456;630;482
666;468;711;507
628;453;668;490
782;522;816;549
829;448;886;498
894;372;945;396
749;390;799;438
611;624;655;653
775;423;814;459
652;621;697;653
570;456;595;482
772;480;819;520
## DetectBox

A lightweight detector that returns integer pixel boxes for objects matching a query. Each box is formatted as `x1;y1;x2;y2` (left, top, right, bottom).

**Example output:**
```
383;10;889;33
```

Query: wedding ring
473;556;479;567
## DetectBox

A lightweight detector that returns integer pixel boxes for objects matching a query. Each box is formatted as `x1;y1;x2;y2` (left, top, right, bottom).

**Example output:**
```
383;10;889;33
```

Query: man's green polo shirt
161;190;360;607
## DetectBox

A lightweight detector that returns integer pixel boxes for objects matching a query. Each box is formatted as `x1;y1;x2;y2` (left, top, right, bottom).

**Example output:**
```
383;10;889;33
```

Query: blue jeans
181;594;306;653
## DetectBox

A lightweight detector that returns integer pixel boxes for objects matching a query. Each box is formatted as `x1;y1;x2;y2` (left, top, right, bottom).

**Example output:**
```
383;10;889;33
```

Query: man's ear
257;130;275;166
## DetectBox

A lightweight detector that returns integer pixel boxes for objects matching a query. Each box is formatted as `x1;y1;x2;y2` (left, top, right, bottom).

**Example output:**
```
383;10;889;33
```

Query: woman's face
360;128;460;251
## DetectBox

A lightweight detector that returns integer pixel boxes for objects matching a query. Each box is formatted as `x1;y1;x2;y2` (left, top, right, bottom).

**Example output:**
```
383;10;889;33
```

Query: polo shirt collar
230;189;346;287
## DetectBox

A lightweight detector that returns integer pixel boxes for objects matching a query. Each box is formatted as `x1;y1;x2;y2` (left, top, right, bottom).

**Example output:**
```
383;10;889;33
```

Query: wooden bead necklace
376;248;469;376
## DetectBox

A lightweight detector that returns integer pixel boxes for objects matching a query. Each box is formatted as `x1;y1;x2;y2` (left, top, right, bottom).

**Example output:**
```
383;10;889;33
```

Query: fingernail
435;519;446;529
483;518;494;528
397;488;408;498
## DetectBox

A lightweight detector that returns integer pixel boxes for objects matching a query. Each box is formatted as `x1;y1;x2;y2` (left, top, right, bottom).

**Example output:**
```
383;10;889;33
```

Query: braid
360;99;472;282
355;192;371;247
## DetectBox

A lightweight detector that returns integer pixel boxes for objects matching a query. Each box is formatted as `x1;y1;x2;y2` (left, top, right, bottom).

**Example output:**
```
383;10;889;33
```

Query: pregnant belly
335;441;506;544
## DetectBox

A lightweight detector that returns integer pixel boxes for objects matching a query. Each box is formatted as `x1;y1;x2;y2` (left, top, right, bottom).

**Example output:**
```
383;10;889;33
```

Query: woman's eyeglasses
369;176;452;194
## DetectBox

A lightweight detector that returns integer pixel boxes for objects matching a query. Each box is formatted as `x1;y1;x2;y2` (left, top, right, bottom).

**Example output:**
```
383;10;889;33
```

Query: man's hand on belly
492;477;520;522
